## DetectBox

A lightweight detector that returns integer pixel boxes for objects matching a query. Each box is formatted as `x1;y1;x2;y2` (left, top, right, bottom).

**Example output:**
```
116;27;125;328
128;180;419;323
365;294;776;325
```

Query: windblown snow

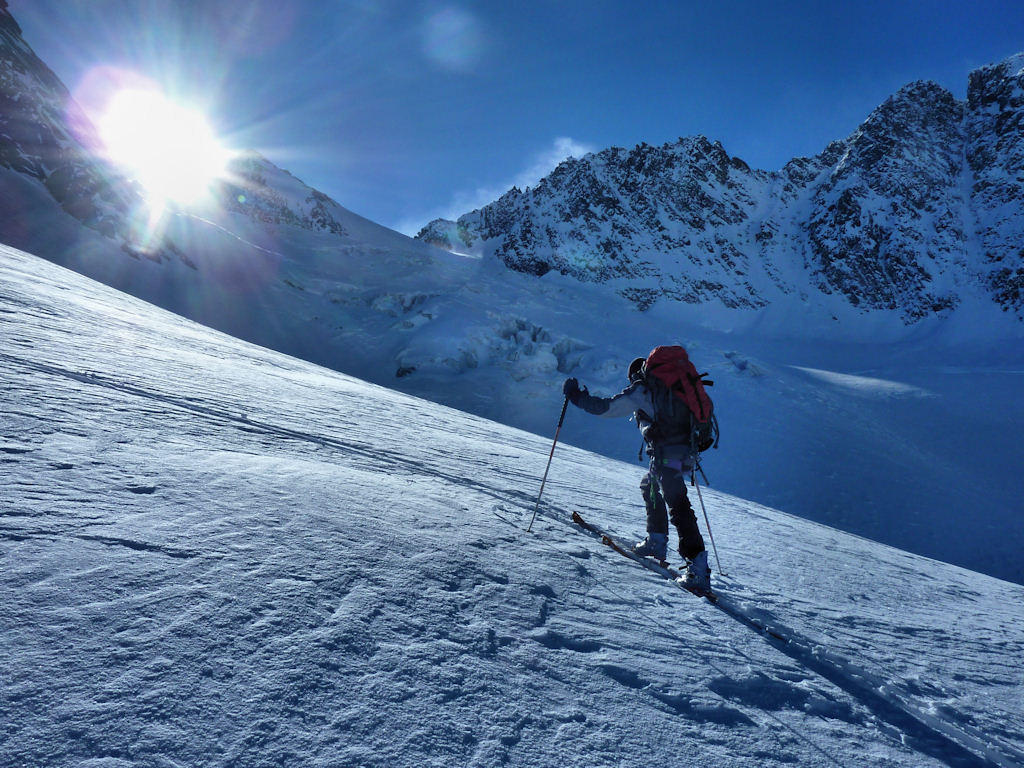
2;4;1023;591
3;246;1023;767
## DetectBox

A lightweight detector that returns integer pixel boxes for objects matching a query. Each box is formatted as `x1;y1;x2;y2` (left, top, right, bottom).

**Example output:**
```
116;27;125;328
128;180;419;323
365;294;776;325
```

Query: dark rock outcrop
420;56;1024;321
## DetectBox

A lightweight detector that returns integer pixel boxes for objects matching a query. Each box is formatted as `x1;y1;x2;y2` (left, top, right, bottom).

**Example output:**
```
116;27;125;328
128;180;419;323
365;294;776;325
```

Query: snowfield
3;246;1024;767
2;9;1023;596
4;152;1023;587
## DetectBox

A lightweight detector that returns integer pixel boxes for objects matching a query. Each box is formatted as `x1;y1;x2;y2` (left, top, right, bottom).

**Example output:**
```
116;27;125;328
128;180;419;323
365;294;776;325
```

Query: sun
97;89;231;209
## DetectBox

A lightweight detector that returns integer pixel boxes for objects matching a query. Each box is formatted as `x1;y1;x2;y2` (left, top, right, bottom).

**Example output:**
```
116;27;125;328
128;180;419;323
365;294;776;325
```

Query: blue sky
11;0;1024;234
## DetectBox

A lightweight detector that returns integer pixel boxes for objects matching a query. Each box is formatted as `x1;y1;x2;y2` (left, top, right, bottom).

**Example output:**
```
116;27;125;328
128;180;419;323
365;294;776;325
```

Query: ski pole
692;467;726;576
696;459;710;487
527;396;569;533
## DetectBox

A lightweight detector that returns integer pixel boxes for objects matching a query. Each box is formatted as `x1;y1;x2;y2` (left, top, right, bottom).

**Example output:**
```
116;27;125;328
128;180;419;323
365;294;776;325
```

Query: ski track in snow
563;513;1024;768
3;246;1024;767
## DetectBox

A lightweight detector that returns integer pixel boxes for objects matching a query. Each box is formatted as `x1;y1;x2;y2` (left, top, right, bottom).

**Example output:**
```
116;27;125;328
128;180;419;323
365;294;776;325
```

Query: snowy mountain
0;6;1021;589
0;5;145;252
3;244;1024;768
967;53;1024;313
0;0;469;368
0;4;434;271
418;55;1024;322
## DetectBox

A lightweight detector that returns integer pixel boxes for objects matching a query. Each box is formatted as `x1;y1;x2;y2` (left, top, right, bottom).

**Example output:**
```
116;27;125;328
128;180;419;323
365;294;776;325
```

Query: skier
562;347;713;592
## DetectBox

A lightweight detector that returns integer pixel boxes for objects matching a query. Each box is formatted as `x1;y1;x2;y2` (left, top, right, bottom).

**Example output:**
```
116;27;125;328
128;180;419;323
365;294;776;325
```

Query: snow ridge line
176;212;286;257
568;512;1022;768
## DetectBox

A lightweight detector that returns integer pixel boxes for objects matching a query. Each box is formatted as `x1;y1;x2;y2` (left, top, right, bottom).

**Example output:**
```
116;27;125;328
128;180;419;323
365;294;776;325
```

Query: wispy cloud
394;136;595;236
510;137;595;191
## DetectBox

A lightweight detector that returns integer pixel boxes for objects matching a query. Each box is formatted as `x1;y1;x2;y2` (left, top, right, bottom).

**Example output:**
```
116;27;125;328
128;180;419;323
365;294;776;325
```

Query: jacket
574;380;691;458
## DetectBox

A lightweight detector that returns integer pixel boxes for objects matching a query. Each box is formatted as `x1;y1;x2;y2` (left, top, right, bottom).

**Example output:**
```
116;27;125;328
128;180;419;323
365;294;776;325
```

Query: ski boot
632;532;668;561
682;550;711;593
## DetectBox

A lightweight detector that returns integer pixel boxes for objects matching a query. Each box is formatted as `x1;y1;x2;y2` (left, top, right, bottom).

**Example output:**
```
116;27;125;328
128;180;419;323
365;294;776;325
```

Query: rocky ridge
0;5;352;263
967;53;1024;313
0;6;140;244
418;56;1024;321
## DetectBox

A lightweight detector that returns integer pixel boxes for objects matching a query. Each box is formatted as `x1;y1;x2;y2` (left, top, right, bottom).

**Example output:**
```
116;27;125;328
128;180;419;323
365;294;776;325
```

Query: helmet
627;356;646;382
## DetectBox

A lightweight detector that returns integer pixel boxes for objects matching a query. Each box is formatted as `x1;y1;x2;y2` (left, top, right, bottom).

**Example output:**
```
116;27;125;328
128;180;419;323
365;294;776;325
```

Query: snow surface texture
2;154;1022;586
3;246;1024;767
0;9;1022;587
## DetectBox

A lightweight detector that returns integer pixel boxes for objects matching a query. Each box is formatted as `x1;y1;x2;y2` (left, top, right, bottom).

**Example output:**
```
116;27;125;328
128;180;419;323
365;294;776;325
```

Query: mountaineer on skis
562;345;718;592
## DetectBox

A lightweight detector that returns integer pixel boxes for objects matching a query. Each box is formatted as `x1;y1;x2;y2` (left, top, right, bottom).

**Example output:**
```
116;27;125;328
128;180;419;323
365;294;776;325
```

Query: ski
571;511;717;601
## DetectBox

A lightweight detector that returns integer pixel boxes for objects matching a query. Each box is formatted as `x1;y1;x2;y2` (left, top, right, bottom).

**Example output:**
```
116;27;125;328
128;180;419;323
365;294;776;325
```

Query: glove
562;377;586;404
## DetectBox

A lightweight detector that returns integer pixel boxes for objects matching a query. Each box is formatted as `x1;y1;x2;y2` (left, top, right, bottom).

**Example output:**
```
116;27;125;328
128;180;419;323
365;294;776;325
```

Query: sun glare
98;89;230;209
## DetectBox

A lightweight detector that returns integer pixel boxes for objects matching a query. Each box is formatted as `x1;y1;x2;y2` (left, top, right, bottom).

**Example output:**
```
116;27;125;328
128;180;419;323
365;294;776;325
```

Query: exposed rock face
0;7;139;242
215;153;349;237
422;137;772;311
419;56;1024;321
0;7;351;258
966;53;1024;316
805;82;967;318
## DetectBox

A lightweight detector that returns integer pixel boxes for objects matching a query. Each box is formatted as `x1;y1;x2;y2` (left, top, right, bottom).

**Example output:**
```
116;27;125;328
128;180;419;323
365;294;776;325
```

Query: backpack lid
645;345;712;423
646;345;689;369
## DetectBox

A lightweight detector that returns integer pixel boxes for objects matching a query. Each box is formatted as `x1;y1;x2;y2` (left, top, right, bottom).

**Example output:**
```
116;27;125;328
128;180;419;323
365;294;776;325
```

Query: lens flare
97;89;231;210
422;7;484;72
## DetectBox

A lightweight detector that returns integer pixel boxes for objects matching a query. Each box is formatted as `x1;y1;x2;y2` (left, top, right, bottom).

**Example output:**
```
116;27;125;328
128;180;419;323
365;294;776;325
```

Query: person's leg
633;468;669;559
640;469;669;535
657;464;711;589
657;464;705;560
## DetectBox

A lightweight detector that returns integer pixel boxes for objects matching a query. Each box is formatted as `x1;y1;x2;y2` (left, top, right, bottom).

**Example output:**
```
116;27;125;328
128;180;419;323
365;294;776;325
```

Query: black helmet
627;356;645;382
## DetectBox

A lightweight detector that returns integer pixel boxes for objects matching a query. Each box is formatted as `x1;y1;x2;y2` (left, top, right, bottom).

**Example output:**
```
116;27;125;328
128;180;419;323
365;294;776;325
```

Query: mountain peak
965;53;1024;316
977;50;1024;77
419;57;1024;321
968;50;1024;110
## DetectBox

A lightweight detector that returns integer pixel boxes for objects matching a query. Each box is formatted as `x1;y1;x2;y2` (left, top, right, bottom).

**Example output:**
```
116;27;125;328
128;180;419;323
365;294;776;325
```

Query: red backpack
642;345;719;452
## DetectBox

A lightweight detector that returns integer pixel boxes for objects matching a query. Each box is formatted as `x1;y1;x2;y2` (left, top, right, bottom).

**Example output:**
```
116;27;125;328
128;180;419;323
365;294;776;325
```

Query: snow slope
2;4;1022;586
8;165;1023;587
3;246;1023;767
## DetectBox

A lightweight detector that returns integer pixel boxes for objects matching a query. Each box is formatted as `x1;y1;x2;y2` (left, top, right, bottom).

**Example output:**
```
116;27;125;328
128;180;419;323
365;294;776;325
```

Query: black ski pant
641;457;705;560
